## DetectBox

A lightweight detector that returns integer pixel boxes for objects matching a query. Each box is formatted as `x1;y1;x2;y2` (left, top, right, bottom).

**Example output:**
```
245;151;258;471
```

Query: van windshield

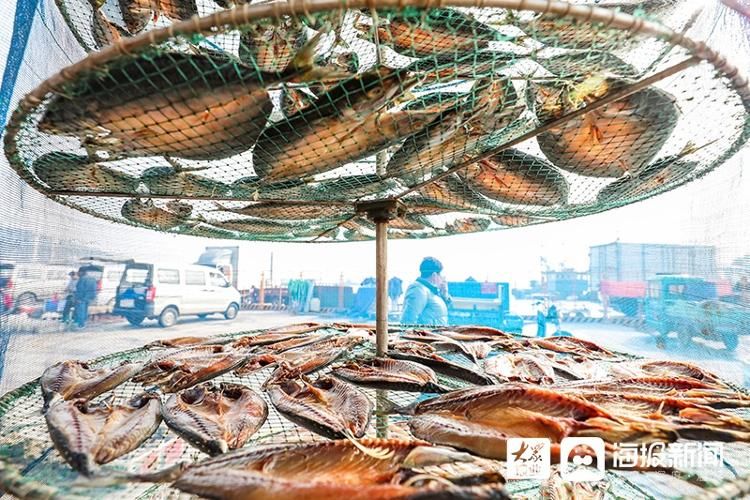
122;267;150;286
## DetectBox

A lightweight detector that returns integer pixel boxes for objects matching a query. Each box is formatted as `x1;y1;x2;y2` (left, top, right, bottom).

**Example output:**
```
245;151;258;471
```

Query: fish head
179;385;208;405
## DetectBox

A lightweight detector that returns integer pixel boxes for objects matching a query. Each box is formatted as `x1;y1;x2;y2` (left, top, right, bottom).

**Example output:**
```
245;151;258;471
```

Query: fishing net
0;325;747;499
4;0;750;241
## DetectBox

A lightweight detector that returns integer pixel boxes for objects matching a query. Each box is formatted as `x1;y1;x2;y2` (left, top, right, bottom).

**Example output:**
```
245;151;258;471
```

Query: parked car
113;262;241;327
0;260;73;308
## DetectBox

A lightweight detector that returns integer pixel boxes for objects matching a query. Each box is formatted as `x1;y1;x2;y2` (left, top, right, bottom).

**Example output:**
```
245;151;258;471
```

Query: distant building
542;268;589;299
589;242;718;292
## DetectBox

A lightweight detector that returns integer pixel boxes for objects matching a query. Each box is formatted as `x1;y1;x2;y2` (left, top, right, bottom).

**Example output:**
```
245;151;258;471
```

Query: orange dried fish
41;359;142;407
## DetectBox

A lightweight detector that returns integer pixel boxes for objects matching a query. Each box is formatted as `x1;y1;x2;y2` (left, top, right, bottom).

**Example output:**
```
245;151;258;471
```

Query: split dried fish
408;384;676;460
239;17;308;73
40;52;273;160
169;438;508;498
532;75;679;177
41;359;142;407
162;382;268;455
141;165;229;197
387;79;522;183
458;149;568;206
390;341;495;385
268;375;372;439
355;8;507;57
133;345;248;392
529;336;619;360
33;153;137;193
45;393;161;476
484;353;556;384
333;357;451;393
253;67;436;183
121;199;192;230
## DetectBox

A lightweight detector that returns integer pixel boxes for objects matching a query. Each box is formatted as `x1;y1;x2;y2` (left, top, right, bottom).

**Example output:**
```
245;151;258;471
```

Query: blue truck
645;275;749;351
447;281;524;334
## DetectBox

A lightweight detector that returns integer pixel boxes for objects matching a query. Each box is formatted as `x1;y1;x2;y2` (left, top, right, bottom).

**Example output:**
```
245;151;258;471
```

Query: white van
0;260;73;307
113;262;241;327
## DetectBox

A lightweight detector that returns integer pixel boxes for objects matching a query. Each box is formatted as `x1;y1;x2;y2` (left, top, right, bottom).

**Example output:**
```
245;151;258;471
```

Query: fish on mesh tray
121;199;192;230
483;353;557;385
387;78;523;184
133;344;248;392
389;341;495;385
530;74;679;177
32;152;138;193
40;359;142;408
404;51;519;83
159;438;509;499
39;51;275;161
457;149;568;206
536;51;639;80
267;375;372;440
354;8;510;58
212;201;352;221
116;0;197;35
45;393;161;476
332;357;452;393
253;67;446;183
140;165;230;198
525;336;622;360
239;16;309;73
162;382;268;455
406;384;678;461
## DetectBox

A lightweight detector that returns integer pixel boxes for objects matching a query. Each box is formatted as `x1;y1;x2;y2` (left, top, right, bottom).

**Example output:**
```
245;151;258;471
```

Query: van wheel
126;314;145;326
159;307;179;328
224;303;239;320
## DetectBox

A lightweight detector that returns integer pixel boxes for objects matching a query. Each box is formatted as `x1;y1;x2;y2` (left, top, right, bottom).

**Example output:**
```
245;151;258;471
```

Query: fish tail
343;428;394;460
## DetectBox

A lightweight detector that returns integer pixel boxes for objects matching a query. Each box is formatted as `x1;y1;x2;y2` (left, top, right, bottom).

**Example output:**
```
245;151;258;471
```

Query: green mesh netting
4;1;750;242
1;326;748;498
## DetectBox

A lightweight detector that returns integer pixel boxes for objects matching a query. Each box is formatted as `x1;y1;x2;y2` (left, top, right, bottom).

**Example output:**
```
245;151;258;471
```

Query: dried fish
141;165;229;197
121;199;192;230
445;217;491;234
333;357;451;393
32;153;137;193
162;382;268;455
213;202;351;221
532;75;679;177
117;0;196;35
170;438;508;498
568;377;742;400
268;375;372;439
404;51;518;83
484;353;555;384
41;359;142;407
239;17;308;73
45;393;161;476
458;149;568;206
133;345;248;392
262;335;366;385
355;8;506;58
408;384;676;460
597;152;698;203
516;14;632;51
390;341;495;385
537;51;638;80
40;52;273;160
209;218;297;235
401;331;478;363
542;467;609;500
637;360;724;385
387;79;522;183
253;67;432;183
262;333;335;353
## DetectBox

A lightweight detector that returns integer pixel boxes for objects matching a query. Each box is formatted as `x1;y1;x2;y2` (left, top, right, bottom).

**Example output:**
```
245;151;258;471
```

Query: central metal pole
375;219;388;356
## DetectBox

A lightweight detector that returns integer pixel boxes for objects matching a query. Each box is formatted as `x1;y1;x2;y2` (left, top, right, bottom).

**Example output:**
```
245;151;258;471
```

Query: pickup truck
645;275;749;351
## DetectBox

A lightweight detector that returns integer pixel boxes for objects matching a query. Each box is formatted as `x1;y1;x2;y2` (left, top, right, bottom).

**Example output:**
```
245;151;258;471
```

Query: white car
113;262;241;327
0;260;73;307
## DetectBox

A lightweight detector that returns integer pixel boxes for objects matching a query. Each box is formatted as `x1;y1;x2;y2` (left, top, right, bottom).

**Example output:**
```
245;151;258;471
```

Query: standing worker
536;301;547;338
75;270;98;328
401;257;451;326
61;271;78;323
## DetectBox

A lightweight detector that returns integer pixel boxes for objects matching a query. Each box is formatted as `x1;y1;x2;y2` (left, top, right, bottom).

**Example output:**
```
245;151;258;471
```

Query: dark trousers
76;299;90;327
62;295;74;322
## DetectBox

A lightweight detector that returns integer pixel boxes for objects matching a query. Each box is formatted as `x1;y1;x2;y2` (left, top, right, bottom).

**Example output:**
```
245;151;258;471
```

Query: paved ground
1;312;747;394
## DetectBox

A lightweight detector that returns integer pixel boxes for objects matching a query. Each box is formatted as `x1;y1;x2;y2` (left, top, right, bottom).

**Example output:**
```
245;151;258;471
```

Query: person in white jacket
401;257;451;326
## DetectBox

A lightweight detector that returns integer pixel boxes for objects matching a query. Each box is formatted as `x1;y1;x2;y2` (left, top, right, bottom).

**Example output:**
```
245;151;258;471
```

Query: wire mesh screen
4;1;750;241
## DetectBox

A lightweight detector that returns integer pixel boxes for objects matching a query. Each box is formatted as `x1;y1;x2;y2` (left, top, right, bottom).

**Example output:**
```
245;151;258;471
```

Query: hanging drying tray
5;0;750;242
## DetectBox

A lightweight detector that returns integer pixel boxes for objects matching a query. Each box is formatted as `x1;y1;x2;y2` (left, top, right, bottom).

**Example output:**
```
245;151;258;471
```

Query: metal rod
395;56;701;200
375;219;388;356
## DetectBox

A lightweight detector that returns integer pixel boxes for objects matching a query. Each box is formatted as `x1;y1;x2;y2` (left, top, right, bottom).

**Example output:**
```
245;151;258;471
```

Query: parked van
0;260;73;308
113;262;241;327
